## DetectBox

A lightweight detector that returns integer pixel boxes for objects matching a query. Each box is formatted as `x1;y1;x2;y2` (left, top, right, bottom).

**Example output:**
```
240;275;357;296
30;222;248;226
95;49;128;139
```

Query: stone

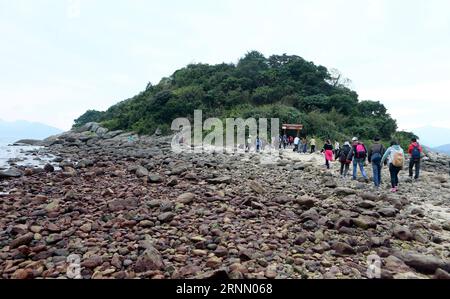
45;200;60;213
434;268;450;279
357;200;376;209
10;233;34;249
332;242;356;255
134;245;164;272
250;181;265;194
299;208;320;223
378;207;397;217
334;188;356;196
352;216;377;229
44;164;55;173
80;223;92;233
396;252;447;274
294;233;308;245
81;255;103;269
206;256;222;269
393;226;413;241
207;176;232;184
149;174;163;183
0;167;23;178
135;166;149;177
157;212;175;223
177;193;195;204
295;196;316;208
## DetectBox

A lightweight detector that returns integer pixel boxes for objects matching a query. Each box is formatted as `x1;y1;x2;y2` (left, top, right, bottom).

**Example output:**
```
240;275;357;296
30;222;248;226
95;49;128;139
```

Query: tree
326;68;352;88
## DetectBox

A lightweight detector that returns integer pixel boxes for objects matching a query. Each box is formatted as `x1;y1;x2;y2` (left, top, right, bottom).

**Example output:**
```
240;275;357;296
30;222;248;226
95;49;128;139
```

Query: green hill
74;51;405;144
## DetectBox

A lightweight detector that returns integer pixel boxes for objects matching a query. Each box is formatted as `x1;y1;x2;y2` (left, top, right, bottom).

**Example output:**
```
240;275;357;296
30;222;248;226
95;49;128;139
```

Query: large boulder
0;168;23;178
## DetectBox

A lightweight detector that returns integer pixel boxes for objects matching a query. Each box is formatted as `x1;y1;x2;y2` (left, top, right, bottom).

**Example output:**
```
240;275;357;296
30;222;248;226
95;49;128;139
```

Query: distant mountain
412;126;450;148
433;144;450;155
0;119;63;144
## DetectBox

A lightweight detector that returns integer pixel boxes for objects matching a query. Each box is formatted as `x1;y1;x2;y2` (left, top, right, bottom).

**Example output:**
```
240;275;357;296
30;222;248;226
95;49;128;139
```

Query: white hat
344;141;350;146
352;137;358;142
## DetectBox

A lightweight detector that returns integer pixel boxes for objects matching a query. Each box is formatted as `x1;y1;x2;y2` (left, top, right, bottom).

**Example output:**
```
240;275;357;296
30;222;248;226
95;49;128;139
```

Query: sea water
0;142;57;170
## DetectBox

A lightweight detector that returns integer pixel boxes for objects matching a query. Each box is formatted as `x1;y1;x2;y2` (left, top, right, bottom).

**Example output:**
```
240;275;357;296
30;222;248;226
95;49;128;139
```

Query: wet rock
44;164;55;173
0;168;23;178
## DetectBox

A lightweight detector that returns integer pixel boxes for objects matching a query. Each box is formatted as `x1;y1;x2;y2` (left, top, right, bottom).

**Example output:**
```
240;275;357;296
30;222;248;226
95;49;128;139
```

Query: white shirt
294;137;300;145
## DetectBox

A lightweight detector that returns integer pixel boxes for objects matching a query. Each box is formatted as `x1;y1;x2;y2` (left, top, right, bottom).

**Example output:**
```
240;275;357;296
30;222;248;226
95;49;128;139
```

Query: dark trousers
310;145;316;153
409;159;421;179
325;158;330;169
389;163;401;188
340;162;349;177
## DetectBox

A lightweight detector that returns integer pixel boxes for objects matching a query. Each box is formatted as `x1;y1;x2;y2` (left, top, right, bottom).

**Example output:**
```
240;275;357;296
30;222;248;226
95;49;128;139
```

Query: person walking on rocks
368;136;386;188
321;139;334;169
293;136;300;152
247;135;252;151
310;138;316;153
338;141;352;177
347;137;369;182
381;140;405;193
256;136;262;152
282;134;288;149
408;138;423;180
302;138;308;153
334;141;341;160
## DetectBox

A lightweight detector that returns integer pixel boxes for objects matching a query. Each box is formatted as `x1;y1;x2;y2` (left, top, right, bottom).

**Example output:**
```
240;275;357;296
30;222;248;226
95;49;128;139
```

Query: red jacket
408;142;423;155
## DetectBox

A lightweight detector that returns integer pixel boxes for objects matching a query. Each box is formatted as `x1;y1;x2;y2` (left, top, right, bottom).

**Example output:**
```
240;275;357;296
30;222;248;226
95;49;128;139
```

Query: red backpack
355;144;367;159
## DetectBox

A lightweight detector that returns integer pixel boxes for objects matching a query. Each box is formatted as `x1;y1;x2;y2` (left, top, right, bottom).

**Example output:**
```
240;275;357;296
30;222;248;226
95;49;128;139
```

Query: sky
1;0;450;132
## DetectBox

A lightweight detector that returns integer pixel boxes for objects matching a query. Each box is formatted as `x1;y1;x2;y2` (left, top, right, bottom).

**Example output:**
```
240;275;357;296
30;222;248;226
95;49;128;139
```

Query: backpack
411;144;421;160
355;144;367;159
392;150;404;168
340;146;351;163
371;144;383;164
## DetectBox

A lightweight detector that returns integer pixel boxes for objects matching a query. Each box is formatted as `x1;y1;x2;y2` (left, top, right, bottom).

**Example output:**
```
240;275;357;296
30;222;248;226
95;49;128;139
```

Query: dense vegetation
74;51;405;144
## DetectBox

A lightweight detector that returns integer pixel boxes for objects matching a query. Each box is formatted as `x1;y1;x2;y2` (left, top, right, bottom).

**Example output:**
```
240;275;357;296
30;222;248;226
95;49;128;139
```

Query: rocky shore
1;123;450;279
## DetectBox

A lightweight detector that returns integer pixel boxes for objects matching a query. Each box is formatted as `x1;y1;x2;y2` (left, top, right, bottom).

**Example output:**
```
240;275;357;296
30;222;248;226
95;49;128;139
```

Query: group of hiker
322;137;424;193
280;134;317;154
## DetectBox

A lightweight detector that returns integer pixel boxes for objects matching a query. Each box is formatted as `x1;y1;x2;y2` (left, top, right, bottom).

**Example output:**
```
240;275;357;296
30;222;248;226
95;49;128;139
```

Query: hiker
381;140;405;193
338;141;352;177
293;136;300;152
302;138;308;153
310;138;316;153
334;141;341;160
246;135;252;151
283;134;288;149
408;138;423;180
289;136;294;147
321;139;334;169
368;136;386;188
256;136;261;152
347;137;369;181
